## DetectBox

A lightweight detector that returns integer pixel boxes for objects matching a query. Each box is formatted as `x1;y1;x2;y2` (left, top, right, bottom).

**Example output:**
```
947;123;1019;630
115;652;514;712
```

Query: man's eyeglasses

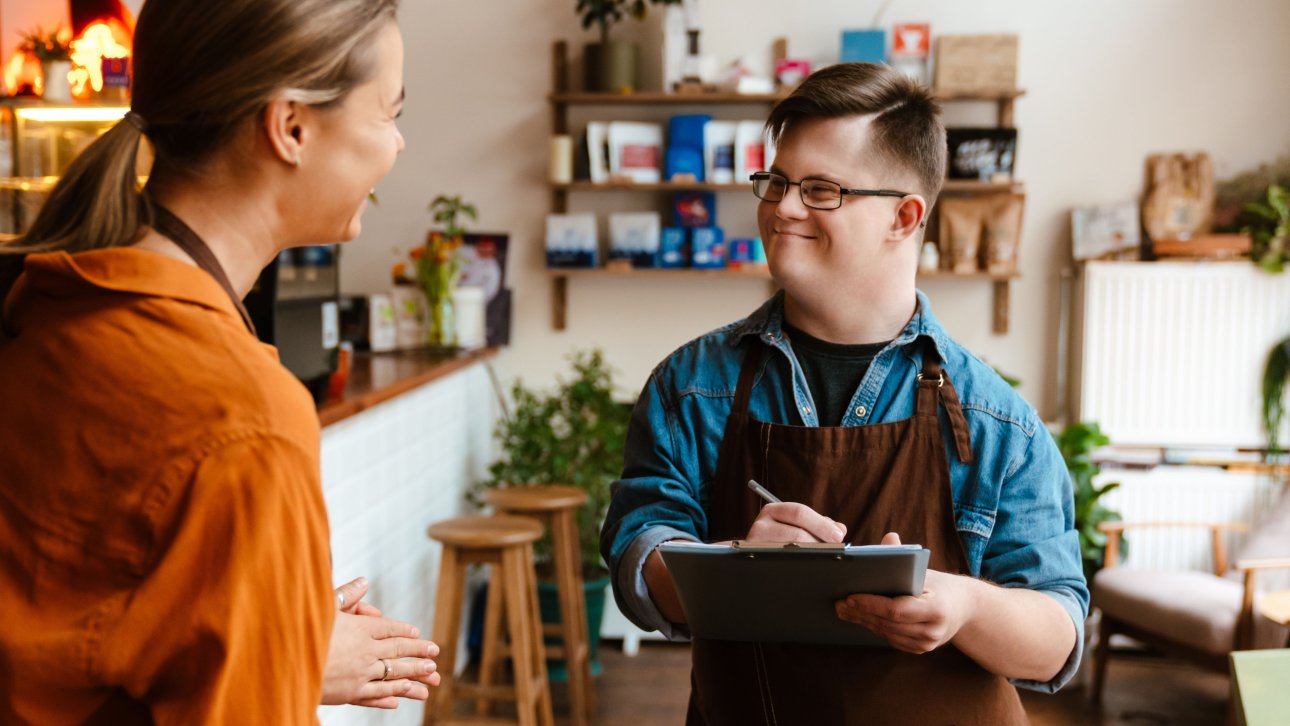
749;171;910;211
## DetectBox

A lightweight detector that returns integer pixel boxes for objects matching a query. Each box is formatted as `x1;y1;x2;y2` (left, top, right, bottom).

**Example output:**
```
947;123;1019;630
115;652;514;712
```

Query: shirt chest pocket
954;505;996;574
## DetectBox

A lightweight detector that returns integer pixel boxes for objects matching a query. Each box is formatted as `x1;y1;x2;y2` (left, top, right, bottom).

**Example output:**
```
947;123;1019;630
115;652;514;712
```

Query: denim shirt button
855;405;867;417
801;406;811;415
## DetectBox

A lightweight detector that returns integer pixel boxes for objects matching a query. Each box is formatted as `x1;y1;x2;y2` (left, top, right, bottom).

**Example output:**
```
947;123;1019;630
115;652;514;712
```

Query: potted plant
470;348;632;678
577;0;680;92
20;26;73;102
1053;421;1124;583
1241;184;1290;273
1263;335;1290;457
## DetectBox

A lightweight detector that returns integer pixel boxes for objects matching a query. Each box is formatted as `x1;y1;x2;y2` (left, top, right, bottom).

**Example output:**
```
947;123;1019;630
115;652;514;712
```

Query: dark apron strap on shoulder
917;338;974;465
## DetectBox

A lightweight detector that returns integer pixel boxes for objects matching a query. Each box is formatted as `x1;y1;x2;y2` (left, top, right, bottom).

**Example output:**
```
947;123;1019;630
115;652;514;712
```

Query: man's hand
322;577;442;709
745;502;847;543
834;532;978;654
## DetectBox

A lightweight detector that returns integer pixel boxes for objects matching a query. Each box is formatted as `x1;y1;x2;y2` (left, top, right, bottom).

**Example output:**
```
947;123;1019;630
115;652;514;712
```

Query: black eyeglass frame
749;171;911;210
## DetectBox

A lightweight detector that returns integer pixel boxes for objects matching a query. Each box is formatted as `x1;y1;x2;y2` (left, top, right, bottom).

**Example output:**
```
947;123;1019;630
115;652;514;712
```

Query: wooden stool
482;486;593;726
424;515;553;726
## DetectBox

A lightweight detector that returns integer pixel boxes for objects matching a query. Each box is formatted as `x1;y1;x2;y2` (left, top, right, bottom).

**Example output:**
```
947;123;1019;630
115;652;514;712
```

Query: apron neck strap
732;341;766;419
916;338;974;464
149;203;257;335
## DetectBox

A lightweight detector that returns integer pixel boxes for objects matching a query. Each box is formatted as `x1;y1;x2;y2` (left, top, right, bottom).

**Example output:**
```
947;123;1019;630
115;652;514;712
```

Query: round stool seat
427;515;543;548
484;485;588;512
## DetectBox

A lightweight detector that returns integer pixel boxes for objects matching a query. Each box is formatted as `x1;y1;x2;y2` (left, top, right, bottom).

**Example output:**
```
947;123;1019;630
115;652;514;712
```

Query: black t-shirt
782;321;889;427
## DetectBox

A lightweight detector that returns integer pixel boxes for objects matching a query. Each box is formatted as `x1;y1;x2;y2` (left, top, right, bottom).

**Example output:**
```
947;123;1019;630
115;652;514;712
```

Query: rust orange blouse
0;249;334;724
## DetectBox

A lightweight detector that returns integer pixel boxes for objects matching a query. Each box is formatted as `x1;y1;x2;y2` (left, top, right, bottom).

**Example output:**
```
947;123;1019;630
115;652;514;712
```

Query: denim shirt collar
729;289;951;361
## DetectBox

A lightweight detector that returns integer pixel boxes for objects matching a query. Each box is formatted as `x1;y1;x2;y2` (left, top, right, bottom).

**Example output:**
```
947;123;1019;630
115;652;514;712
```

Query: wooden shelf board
941;180;1024;193
550;92;786;105
554;181;750;192
935;89;1026;101
548;266;771;280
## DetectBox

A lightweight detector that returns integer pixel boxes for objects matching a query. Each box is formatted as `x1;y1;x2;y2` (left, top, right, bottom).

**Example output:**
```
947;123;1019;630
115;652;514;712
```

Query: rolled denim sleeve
600;371;708;639
981;421;1090;693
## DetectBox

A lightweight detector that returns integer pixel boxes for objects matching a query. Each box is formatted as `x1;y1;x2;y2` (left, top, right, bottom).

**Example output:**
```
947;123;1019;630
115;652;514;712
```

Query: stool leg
425;545;464;726
502;545;539;726
552;509;593;726
476;564;505;716
522;543;555;726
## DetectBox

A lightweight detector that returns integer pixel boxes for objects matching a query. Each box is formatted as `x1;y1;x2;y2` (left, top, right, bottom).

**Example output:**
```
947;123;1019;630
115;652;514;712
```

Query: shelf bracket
552;274;568;330
992;279;1010;334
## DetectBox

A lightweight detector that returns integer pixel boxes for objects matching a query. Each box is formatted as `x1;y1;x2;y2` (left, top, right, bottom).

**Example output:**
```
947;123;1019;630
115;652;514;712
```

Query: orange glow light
69;19;131;98
4;51;43;96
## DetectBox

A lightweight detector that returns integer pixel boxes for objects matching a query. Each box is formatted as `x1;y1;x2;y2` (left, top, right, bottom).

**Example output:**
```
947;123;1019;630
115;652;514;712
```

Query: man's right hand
744;502;847;543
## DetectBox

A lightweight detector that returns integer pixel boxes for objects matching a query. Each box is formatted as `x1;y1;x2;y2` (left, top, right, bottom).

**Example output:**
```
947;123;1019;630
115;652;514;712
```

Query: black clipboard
658;540;930;646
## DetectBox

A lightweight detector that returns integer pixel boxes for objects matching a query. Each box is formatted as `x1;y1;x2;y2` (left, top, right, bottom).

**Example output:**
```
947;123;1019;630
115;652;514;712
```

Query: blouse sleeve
103;432;335;725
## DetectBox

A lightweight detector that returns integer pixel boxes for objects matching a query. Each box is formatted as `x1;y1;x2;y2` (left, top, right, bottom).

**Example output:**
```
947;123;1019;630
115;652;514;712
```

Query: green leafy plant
1241;184;1289;273
471;349;631;579
1264;335;1290;456
20;26;72;63
576;0;681;45
1053;421;1124;581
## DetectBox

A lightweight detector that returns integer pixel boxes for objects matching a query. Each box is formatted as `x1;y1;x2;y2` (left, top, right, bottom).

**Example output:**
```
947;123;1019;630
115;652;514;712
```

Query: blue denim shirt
600;291;1089;693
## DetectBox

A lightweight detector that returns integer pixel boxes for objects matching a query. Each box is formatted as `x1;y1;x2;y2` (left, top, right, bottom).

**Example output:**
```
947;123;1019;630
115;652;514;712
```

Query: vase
41;60;72;102
584;41;638;93
426;292;456;349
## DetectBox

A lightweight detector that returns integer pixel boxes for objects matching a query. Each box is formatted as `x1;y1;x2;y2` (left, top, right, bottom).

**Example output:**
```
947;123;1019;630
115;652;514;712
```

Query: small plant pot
584;41;638;93
538;575;609;681
41;60;73;102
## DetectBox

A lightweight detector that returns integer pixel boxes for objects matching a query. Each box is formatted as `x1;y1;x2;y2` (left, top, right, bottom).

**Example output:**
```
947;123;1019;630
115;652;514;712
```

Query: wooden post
992;279;1010;334
553;275;568;330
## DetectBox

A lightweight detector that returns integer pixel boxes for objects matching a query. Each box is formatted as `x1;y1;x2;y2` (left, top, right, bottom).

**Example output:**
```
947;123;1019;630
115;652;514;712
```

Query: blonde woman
0;0;439;722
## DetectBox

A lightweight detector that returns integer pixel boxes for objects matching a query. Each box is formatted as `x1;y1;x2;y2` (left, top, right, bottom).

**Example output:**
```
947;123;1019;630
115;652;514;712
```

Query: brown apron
687;340;1028;726
150;203;257;335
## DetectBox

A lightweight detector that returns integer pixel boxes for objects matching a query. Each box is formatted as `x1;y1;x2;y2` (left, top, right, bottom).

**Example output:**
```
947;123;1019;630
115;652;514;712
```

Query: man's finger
880;531;901;546
335;577;369;612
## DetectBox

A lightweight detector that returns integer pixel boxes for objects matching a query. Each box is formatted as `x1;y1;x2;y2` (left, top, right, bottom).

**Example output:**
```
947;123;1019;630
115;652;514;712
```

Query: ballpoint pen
747;478;782;504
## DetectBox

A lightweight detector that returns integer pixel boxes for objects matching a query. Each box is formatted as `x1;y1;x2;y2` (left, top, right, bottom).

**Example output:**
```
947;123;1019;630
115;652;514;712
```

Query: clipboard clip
730;540;848;552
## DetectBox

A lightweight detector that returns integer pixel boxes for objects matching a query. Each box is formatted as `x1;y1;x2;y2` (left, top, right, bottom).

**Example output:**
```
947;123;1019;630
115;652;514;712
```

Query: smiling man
601;63;1088;725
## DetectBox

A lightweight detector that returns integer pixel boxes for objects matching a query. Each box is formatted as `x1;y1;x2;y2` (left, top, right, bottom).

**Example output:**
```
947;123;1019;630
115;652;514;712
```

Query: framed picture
459;233;511;346
1071;203;1141;261
946;127;1017;181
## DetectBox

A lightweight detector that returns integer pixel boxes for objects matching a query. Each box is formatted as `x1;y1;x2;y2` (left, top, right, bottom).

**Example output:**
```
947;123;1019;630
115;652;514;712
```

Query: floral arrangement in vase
19;26;73;100
391;195;477;348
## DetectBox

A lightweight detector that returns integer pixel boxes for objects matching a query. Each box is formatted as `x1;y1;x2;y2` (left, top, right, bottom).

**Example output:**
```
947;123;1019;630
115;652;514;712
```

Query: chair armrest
1235;558;1290;572
1097;522;1248;574
1098;521;1249;533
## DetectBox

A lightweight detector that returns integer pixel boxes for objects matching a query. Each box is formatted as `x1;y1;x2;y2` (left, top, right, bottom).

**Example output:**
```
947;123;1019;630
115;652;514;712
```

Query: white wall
345;0;1290;416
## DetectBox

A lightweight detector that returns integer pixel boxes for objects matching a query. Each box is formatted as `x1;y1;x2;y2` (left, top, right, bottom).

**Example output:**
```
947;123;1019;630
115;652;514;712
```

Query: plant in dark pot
470;349;631;679
576;0;680;92
1053;421;1125;583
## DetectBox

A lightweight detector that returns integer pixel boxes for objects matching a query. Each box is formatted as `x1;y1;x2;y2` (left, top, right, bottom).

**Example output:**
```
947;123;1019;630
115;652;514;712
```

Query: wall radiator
1076;261;1290;449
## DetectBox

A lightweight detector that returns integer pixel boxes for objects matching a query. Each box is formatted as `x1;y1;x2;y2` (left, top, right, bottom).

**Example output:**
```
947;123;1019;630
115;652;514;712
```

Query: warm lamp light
15;107;129;123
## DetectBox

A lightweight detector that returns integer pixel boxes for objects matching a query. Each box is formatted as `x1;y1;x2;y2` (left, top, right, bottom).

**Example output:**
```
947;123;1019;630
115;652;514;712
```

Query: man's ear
888;194;928;241
263;96;307;167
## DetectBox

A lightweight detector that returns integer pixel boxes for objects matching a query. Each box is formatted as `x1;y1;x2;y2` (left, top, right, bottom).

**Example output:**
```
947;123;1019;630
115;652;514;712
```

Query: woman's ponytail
2;117;149;255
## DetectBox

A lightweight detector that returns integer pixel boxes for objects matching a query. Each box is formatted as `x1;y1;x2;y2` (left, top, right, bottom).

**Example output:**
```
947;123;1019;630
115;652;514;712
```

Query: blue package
691;227;726;269
658;227;689;268
841;29;886;63
673;191;716;228
728;238;761;267
665;147;705;182
669;114;710;151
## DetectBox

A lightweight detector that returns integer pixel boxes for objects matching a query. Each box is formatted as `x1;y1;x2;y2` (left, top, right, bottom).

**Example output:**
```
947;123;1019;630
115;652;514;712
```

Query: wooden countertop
318;347;498;428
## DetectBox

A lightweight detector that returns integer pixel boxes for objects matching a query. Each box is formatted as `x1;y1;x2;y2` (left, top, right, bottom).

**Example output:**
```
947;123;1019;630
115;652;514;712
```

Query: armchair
1089;491;1290;701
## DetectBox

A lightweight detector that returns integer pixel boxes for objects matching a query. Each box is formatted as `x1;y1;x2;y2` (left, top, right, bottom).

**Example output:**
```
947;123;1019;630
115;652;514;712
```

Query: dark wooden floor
537;640;1231;725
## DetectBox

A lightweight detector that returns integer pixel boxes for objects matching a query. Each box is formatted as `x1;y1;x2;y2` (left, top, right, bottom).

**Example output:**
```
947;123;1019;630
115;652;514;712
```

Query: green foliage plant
1264;336;1290;456
1053;421;1124;582
472;349;631;579
576;0;681;46
1242;184;1289;273
20;26;72;63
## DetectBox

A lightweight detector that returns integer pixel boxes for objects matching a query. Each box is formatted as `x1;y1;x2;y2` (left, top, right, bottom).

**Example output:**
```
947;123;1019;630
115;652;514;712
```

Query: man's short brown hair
766;63;945;205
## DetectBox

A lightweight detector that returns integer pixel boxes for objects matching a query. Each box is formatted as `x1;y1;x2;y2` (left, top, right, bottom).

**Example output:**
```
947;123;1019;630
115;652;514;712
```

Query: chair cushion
1093;568;1241;656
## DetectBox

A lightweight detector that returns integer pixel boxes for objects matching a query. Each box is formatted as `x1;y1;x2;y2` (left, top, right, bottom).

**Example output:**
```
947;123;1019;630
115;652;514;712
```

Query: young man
600;63;1087;725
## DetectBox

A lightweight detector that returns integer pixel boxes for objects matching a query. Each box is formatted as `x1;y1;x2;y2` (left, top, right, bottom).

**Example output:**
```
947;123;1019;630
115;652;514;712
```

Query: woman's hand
321;577;442;709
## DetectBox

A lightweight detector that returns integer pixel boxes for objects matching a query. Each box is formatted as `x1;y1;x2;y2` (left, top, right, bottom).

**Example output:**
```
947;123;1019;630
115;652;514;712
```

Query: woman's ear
262;96;307;167
888;194;928;241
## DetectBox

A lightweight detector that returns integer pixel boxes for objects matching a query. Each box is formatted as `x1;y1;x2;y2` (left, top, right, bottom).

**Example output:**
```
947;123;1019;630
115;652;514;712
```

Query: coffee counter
319;347;499;428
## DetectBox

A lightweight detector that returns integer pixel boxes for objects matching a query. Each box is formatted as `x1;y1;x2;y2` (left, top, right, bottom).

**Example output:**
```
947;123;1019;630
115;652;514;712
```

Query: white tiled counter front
318;355;496;726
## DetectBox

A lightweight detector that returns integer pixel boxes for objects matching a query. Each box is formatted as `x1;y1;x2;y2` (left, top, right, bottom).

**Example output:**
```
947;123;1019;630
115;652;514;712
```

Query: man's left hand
833;532;979;654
